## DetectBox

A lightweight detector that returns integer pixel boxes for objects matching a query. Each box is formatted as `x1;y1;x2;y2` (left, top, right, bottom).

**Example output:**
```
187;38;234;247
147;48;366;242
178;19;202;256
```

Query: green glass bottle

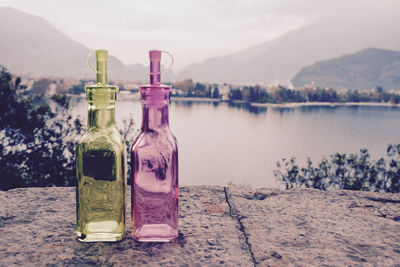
76;50;126;242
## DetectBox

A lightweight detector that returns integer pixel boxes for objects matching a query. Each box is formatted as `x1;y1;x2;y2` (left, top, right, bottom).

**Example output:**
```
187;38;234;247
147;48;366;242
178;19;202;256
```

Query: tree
173;79;195;96
347;90;361;102
0;66;83;190
228;89;243;100
194;82;206;96
206;85;212;98
390;94;400;104
31;78;51;96
212;87;220;99
69;84;84;95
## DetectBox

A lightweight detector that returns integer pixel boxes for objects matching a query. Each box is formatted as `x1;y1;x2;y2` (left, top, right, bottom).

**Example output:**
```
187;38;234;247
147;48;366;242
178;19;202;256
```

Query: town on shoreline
12;74;400;107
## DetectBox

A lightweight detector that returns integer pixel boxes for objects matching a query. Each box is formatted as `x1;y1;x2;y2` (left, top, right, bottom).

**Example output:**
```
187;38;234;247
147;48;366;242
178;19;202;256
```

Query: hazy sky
0;0;399;70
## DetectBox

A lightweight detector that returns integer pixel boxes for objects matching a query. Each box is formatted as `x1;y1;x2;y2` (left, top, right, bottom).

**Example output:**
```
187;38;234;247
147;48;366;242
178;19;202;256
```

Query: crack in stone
224;187;257;266
231;192;279;201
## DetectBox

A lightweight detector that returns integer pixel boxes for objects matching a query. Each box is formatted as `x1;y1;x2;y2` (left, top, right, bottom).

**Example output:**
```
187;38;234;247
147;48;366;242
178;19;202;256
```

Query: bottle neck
97;59;107;85
85;86;118;130
87;101;116;129
141;89;170;131
150;61;161;85
142;102;170;131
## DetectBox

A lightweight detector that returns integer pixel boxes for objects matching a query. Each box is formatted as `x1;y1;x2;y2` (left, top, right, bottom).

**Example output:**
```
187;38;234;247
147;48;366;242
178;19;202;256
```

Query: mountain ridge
292;48;400;90
2;7;400;86
0;7;148;81
178;15;400;84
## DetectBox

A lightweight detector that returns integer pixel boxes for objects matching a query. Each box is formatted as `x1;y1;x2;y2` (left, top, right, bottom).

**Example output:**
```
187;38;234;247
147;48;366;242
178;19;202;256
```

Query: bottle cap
87;49;110;85
85;49;118;100
96;49;108;62
149;50;174;86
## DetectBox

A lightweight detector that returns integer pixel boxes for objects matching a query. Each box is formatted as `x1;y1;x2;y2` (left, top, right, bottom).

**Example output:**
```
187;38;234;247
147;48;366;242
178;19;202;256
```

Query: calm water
71;95;400;188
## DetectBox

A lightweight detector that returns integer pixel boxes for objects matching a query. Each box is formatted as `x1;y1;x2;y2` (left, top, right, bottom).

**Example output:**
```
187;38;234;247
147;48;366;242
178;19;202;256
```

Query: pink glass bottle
131;50;178;242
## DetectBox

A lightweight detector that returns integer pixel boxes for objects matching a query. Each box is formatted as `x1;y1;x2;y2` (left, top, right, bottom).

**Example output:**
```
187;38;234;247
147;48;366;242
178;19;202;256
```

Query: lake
71;95;400;188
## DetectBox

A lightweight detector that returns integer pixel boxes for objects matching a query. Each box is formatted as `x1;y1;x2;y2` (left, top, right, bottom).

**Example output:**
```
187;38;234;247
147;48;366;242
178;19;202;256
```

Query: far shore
171;96;400;108
170;96;220;102
250;101;400;108
79;93;400;108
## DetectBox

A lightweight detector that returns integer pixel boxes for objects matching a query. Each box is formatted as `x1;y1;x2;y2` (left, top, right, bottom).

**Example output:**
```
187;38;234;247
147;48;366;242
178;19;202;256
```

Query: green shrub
0;66;83;190
274;145;400;193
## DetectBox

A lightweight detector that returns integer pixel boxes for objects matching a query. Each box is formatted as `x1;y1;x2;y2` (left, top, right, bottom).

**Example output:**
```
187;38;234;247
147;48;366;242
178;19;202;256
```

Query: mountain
3;7;400;86
178;15;400;84
0;7;147;81
292;48;400;90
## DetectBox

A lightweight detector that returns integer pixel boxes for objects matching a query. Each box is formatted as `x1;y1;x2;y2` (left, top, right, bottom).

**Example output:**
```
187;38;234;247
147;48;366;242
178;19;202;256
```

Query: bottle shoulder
78;128;125;153
131;129;177;152
79;127;123;140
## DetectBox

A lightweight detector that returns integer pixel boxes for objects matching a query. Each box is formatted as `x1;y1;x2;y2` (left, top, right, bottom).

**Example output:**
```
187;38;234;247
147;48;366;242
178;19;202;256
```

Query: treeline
28;78;136;96
228;85;400;104
29;78;88;95
172;79;220;98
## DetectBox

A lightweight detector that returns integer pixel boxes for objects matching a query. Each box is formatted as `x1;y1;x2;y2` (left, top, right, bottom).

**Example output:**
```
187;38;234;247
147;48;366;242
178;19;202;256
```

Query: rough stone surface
0;186;399;266
226;186;400;266
0;186;250;266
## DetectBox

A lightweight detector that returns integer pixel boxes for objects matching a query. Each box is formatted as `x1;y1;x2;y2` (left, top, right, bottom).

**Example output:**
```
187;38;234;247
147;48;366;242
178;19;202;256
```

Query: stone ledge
0;186;399;266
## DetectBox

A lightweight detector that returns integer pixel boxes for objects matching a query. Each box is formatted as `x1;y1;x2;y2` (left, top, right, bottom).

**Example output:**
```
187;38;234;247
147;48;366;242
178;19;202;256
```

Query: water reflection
272;105;339;116
171;100;267;115
272;104;400;116
212;102;220;108
227;102;267;115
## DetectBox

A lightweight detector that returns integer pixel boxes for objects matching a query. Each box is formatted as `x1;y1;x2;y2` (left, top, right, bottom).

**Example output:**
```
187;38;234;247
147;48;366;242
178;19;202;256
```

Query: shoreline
170;96;221;102
74;93;400;108
171;96;400;108
172;97;400;108
250;101;400;108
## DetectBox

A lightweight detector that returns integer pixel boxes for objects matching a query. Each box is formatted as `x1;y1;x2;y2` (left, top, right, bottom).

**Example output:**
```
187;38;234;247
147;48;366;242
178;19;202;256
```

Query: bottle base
77;220;124;242
133;224;178;242
77;231;124;242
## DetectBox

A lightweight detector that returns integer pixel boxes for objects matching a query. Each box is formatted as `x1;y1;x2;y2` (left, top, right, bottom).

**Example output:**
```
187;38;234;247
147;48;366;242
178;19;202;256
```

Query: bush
119;117;137;185
274;145;400;193
0;66;138;190
0;66;83;190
